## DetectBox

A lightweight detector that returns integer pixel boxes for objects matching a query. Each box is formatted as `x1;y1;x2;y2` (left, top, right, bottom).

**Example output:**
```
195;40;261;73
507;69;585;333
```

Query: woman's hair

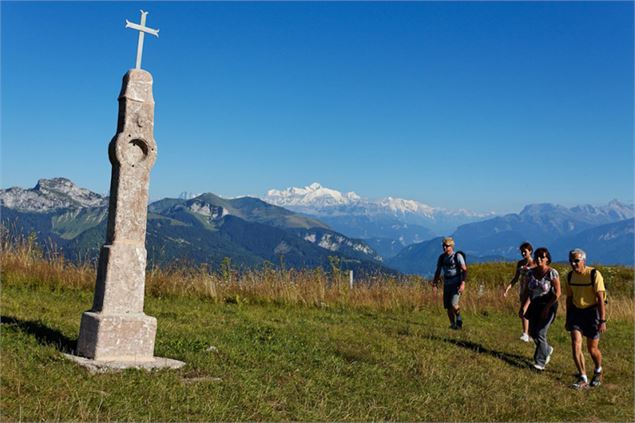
519;241;533;252
533;247;551;264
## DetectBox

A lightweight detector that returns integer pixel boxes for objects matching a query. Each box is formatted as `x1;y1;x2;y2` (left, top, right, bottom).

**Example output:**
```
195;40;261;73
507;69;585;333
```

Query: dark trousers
528;304;557;366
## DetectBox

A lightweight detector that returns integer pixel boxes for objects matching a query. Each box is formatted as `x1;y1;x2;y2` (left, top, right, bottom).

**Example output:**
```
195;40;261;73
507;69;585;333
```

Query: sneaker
590;371;603;387
545;346;554;366
572;376;589;390
533;363;545;371
449;322;457;330
456;319;463;329
520;333;530;342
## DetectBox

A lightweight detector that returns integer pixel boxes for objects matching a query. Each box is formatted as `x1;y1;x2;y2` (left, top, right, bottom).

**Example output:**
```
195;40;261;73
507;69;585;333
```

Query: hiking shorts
443;282;461;310
566;304;601;340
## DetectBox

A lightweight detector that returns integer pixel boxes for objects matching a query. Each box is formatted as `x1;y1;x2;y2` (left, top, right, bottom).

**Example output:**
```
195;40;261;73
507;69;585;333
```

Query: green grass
2;282;633;421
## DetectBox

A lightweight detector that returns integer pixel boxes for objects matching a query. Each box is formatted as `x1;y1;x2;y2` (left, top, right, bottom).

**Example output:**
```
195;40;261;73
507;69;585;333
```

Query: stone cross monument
70;11;183;371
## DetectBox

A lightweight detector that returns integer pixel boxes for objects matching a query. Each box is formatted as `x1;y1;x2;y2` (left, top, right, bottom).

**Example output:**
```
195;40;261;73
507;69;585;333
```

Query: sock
580;374;588;382
595;367;602;374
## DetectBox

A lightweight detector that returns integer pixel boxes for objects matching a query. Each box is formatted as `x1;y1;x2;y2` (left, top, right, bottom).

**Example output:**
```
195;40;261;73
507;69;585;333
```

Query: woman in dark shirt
504;242;534;342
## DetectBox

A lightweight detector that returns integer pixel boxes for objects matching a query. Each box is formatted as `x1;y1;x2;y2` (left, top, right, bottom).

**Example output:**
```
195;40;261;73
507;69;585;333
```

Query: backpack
437;251;467;281
567;269;608;304
454;251;466;267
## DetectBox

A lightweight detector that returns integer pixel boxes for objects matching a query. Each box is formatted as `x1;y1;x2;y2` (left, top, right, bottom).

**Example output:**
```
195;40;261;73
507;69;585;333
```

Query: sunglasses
442;244;451;248
570;259;582;264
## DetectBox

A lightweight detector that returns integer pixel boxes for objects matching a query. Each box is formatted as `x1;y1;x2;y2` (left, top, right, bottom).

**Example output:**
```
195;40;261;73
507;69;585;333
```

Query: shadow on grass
1;315;76;354
425;334;533;369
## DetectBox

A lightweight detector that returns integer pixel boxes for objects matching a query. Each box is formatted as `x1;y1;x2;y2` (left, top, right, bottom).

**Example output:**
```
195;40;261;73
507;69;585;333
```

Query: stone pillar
76;70;160;362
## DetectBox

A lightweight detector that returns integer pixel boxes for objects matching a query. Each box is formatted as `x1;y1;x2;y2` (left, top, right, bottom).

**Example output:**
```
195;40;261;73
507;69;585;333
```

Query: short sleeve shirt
526;268;559;300
564;267;606;309
439;252;465;285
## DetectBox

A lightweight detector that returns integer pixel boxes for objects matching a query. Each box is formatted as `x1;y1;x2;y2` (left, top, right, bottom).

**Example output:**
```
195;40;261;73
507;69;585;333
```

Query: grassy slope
2;283;633;421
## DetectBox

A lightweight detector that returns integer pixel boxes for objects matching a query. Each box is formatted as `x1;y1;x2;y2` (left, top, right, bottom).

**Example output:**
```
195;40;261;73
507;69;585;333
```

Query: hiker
565;249;607;389
433;237;467;329
504;242;534;342
520;247;560;371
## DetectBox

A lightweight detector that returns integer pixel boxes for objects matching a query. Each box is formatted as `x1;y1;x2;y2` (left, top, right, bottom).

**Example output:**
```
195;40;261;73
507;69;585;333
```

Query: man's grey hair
569;248;587;261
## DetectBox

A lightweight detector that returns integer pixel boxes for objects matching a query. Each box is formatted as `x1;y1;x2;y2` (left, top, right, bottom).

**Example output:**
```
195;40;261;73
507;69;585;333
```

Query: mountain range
0;178;391;275
1;178;632;276
263;183;634;269
387;202;634;275
263;183;494;255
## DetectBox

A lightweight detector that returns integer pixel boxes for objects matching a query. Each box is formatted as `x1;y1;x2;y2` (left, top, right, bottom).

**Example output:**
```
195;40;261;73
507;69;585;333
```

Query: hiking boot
544;346;554;366
590;371;603;387
520;333;530;342
572;376;589;390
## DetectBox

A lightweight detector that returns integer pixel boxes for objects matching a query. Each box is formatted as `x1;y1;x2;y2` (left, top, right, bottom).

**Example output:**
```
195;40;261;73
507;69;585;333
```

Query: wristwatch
599;319;607;324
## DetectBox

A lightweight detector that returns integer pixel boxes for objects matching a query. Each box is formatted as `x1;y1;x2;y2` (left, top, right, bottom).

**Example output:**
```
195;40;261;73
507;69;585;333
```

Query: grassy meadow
1;237;634;421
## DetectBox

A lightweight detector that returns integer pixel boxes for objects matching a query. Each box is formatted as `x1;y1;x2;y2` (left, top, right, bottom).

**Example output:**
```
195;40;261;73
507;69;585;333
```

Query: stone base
77;311;156;361
63;353;185;374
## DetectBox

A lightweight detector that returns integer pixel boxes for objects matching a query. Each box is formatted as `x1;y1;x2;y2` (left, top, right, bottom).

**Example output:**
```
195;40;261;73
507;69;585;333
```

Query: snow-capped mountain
377;197;435;217
262;183;494;238
265;182;362;209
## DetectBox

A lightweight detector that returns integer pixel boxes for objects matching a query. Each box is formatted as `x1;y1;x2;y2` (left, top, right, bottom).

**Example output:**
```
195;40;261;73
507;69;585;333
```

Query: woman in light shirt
520;247;561;371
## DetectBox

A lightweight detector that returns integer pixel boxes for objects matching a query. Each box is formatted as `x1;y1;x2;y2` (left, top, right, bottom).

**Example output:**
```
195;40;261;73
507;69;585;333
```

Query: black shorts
566;304;601;340
443;283;461;309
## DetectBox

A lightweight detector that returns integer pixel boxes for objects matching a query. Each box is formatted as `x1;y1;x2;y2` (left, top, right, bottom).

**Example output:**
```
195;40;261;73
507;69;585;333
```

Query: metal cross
125;10;159;69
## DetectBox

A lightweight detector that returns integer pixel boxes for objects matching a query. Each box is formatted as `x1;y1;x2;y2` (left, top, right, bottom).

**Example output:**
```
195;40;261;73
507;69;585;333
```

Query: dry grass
1;230;633;319
0;229;95;290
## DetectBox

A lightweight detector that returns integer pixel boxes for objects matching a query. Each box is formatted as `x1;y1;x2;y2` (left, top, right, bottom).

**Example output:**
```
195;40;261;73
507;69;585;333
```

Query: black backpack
455;251;467;280
437;251;467;280
566;269;607;304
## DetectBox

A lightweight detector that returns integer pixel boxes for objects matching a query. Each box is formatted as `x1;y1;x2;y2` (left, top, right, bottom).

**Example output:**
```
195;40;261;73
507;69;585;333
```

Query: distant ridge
388;200;634;275
0;178;392;275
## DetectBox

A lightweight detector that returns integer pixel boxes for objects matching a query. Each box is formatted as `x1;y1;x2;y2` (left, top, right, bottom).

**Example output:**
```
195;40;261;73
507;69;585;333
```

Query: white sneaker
533;363;545;371
545;346;554;366
520;333;530;342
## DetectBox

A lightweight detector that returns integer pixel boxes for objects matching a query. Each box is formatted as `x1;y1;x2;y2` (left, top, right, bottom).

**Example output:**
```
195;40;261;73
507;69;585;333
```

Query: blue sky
1;1;633;213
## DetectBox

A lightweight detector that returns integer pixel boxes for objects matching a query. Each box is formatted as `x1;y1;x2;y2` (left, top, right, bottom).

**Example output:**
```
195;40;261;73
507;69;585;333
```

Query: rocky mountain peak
0;178;107;212
187;200;228;220
35;177;83;195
